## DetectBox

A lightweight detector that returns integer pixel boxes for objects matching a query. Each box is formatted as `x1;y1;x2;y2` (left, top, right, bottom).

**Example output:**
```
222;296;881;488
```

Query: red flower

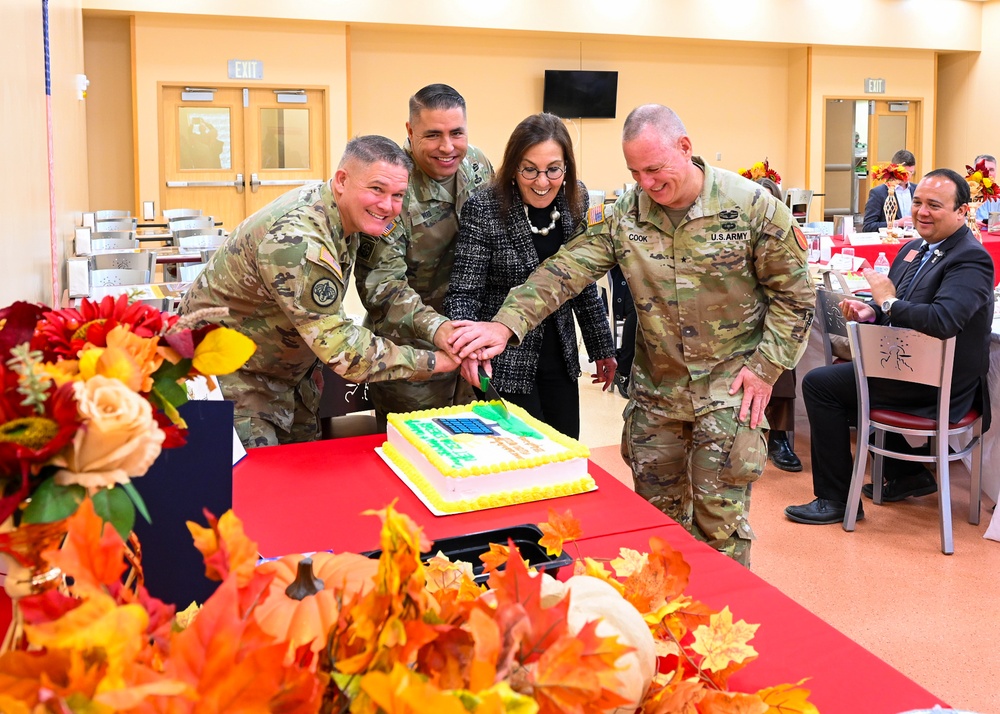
32;295;179;361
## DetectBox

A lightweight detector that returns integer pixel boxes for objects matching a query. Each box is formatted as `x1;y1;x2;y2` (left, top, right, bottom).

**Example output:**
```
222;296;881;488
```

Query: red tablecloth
232;434;674;557
830;231;1000;285
572;528;946;714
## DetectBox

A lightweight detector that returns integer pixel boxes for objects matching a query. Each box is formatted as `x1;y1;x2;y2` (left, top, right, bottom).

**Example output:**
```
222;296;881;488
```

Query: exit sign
864;78;886;94
228;60;263;80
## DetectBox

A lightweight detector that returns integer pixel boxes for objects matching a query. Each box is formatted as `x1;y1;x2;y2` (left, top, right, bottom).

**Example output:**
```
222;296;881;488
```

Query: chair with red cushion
842;322;983;554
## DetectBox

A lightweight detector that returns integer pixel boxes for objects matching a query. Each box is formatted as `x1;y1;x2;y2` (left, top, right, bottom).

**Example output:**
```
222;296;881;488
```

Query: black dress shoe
768;432;802;472
785;498;864;525
862;469;937;502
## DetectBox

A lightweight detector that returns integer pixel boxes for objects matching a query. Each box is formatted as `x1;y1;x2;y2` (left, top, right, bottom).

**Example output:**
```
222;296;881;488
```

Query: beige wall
131;14;348;212
1;0;88;306
808;47;937;222
83;15;134;213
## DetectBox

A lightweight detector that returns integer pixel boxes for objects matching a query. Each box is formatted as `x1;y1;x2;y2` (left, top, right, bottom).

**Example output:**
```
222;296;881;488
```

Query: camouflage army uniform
180;180;438;448
355;142;493;428
491;157;815;565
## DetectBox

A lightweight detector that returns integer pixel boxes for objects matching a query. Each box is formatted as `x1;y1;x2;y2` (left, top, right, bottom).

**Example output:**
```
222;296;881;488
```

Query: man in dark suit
786;168;995;524
862;149;918;232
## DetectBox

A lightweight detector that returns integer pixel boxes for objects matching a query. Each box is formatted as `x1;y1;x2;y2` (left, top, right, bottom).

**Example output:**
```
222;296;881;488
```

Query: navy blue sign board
132;399;235;608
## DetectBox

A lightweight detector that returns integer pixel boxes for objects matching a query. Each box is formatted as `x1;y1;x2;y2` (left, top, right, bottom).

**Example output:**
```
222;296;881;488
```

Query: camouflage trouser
228;368;322;449
369;372;475;431
621;403;767;568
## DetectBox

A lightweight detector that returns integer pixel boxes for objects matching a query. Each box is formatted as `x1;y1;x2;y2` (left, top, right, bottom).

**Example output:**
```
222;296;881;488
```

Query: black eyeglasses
517;166;565;180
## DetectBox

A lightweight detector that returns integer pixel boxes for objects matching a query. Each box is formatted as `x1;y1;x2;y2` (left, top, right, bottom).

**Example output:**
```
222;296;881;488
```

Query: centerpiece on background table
739;158;782;185
869;162;911;239
0;296;254;647
965;158;1000;243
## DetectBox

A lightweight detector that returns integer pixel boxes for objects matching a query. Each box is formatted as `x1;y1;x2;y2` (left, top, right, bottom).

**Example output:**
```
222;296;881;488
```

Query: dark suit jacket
862;182;916;232
870;226;995;426
445;182;615;393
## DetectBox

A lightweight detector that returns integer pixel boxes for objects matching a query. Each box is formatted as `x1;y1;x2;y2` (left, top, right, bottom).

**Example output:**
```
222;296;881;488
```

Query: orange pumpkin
254;551;377;653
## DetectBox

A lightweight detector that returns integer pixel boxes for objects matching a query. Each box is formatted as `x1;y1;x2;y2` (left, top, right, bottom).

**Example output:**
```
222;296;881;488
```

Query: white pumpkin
539;574;657;713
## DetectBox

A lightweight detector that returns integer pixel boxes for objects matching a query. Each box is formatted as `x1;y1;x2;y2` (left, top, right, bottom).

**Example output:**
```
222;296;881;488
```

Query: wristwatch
881;297;899;315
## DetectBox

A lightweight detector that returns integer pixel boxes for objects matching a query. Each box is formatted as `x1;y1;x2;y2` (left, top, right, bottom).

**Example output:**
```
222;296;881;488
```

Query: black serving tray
362;523;572;585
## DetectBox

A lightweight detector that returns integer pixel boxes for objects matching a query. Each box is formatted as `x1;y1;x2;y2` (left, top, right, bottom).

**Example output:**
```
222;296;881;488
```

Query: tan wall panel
84;16;134;214
132;15;348;211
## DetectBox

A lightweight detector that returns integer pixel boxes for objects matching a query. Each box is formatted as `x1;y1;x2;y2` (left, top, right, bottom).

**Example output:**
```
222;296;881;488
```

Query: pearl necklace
525;205;560;236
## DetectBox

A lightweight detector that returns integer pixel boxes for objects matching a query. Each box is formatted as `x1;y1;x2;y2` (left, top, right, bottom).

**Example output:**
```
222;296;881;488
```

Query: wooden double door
160;85;327;230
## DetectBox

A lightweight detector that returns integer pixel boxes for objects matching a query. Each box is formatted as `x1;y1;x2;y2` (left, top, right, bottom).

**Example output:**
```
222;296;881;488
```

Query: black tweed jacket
445;181;615;393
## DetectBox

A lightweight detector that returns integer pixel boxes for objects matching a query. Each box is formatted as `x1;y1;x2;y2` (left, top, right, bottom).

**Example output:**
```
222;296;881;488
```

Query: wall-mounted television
543;70;618;119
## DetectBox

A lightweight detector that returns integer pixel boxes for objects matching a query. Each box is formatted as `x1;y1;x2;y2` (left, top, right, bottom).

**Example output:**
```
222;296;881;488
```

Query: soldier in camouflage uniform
180;135;460;448
449;105;815;566
354;84;494;430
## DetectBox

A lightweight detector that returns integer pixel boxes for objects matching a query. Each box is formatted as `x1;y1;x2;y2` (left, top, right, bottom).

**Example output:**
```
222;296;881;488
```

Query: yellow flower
52;375;166;489
191;327;256;375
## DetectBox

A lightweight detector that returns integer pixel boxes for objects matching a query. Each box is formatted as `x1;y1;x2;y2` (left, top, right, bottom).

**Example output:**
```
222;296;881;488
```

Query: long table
830;231;1000;285
231;435;946;713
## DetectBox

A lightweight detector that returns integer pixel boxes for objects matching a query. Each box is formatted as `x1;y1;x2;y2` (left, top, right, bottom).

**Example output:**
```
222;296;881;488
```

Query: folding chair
88;250;156;287
842;322;984;554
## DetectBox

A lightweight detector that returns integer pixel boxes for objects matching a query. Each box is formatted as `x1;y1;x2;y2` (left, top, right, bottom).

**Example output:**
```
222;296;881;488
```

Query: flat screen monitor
543;70;618;119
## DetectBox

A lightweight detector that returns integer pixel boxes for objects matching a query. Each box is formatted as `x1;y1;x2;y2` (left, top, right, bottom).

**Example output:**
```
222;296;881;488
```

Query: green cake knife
477;365;510;420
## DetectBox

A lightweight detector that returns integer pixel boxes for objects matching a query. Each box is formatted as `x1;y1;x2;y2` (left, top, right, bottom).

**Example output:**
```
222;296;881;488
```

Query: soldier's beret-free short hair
340;135;413;173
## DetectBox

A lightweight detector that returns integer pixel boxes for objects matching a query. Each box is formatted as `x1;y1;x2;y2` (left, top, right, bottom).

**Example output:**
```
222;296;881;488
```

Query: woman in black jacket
444;113;616;438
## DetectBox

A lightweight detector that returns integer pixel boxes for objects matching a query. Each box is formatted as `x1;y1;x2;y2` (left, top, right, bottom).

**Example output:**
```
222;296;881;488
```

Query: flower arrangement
965;158;1000;203
869;163;910;184
0;500;819;712
738;159;781;184
0;296;254;542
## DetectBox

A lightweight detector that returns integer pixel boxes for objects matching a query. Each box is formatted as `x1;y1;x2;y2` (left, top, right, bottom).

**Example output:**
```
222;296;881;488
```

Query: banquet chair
317;366;377;439
88;250;156;287
162;207;203;220
841;322;983;555
168;217;215;234
177;262;209;282
175;230;226;253
815;286;852;366
94;209;131;221
96;217;138;231
784;188;814;222
90;231;139;252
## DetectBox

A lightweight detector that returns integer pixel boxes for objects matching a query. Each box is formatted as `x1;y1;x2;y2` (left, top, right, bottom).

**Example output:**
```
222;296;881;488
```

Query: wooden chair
88;250;155;287
841;321;984;554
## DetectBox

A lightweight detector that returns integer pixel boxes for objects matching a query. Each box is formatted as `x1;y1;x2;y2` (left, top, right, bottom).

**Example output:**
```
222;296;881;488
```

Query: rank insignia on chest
311;278;338;308
587;203;605;226
710;230;750;242
380;220;397;237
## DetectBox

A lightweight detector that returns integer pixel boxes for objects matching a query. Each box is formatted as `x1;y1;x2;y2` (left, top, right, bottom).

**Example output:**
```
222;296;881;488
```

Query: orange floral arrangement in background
869;163;910;184
965;158;1000;202
0;500;819;713
739;159;781;184
0;296;255;540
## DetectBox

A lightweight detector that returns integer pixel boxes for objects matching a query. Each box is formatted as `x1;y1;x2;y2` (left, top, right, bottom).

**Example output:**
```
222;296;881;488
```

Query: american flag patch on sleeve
587;204;605;226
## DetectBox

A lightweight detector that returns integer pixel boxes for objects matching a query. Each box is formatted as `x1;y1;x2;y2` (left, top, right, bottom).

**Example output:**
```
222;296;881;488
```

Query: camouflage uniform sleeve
444;194;492;322
745;204;816;384
258;233;437;383
565;203;616;362
493;220;618;345
353;222;448;344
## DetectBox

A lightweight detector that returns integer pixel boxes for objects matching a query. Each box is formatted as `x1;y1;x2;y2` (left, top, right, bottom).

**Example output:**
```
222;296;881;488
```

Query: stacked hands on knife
432;320;617;395
438;320;774;430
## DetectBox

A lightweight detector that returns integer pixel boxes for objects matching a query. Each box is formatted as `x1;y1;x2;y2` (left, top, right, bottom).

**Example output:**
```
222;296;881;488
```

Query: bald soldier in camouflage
450;105;815;566
181;135;460;448
355;84;494;430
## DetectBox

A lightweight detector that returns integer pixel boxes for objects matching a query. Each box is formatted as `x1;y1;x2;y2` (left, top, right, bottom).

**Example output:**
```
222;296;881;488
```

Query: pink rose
53;376;166;489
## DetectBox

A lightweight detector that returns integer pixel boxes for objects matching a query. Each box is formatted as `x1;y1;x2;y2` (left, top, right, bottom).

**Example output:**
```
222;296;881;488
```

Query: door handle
236;173;244;194
166;175;247;191
250;173;260;193
250;175;320;193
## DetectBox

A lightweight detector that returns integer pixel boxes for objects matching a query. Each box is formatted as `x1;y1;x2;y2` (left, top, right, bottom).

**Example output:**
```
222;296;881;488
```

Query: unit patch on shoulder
380;220;397;237
792;225;808;251
312;278;338;308
587;203;605;226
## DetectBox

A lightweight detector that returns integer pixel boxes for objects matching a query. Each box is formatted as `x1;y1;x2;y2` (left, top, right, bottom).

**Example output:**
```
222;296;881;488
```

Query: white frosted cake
382;401;595;513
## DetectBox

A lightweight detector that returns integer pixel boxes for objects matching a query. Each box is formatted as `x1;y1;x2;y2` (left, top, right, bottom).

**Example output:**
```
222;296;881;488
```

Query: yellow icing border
383;441;597;514
387;401;589;478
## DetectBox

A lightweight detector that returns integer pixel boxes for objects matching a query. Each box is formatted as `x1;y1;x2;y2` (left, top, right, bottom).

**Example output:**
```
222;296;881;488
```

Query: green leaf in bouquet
152;374;190;411
92;486;136;541
122;481;151;524
151;357;193;383
22;477;85;524
148;385;188;429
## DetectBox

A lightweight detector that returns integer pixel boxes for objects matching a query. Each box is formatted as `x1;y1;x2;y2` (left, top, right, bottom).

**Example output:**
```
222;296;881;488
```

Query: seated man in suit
972;153;1000;225
786;168;995;524
861;149;918;232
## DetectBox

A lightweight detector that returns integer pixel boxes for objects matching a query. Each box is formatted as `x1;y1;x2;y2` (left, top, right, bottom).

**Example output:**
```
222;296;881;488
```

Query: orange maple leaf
43;497;126;595
479;543;510;573
690;606;759;673
187;509;259;587
530;625;631;714
538;508;583;556
641;677;705;714
757;680;819;714
697;689;769;714
610;547;648;577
